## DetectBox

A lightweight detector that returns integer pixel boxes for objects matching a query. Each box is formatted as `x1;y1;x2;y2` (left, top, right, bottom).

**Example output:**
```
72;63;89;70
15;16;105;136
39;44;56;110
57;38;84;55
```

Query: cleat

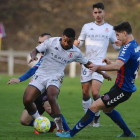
117;132;136;137
55;129;63;137
56;131;71;137
34;129;40;135
93;115;100;127
48;124;56;133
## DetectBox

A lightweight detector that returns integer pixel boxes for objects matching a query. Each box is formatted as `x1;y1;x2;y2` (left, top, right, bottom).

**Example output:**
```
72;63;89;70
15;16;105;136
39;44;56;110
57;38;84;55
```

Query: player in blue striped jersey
56;22;139;138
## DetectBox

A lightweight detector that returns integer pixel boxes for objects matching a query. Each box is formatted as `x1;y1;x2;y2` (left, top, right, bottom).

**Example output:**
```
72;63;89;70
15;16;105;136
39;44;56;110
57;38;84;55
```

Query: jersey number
82;68;87;75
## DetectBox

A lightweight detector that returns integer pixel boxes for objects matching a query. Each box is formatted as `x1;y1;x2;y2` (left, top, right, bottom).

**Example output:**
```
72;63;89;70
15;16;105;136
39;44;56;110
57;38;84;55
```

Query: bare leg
47;85;63;131
23;85;41;116
82;81;92;113
20;109;34;126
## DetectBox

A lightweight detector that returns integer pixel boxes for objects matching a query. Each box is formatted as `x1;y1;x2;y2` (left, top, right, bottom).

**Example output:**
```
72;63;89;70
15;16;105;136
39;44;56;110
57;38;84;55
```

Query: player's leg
56;98;105;137
44;101;51;114
91;79;102;127
44;101;70;131
81;65;92;114
47;85;63;132
81;82;92;113
102;85;135;137
20;109;34;126
103;108;134;137
91;71;104;127
23;85;41;119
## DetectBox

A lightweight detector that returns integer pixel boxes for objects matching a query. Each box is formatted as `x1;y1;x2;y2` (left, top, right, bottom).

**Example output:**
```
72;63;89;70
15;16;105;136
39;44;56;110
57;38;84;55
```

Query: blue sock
105;109;131;135
29;119;35;126
62;115;71;131
70;108;95;137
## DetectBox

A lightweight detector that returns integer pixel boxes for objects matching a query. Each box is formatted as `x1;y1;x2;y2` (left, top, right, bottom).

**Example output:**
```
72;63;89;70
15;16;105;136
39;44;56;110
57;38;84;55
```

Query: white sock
31;110;40;119
54;117;63;130
82;98;92;113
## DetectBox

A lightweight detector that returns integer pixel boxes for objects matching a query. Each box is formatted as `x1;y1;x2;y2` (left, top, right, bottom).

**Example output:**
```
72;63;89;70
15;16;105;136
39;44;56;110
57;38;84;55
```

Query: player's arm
84;61;112;81
74;24;86;48
29;39;49;64
28;48;39;64
7;78;20;85
18;66;38;82
110;30;121;51
7;66;38;85
89;59;124;72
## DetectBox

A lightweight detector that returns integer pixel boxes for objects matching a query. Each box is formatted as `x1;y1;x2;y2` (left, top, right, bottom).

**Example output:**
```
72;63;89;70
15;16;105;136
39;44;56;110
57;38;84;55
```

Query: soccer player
74;2;121;127
7;33;70;134
24;28;111;133
56;21;139;138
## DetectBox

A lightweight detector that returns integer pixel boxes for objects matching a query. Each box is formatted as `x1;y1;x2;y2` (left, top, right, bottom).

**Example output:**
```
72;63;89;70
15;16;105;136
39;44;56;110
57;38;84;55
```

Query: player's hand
74;40;80;47
28;56;38;64
7;78;20;85
114;40;122;47
103;73;112;81
102;58;111;65
89;63;98;72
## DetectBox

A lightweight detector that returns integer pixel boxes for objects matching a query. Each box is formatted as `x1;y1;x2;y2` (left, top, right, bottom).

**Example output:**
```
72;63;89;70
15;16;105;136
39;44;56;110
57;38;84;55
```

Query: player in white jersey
23;28;111;133
74;2;121;127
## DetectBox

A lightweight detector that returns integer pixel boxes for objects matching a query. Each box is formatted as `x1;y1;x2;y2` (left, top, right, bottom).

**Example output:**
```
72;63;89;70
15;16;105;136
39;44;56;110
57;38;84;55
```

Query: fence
0;49;119;77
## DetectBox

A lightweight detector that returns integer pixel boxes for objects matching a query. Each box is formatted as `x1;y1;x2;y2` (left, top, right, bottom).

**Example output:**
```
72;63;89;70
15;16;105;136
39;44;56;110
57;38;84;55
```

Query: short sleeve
36;39;50;52
78;24;87;41
75;51;88;64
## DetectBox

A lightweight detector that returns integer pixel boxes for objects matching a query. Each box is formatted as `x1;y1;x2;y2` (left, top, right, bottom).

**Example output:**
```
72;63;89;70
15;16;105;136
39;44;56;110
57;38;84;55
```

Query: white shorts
81;65;104;83
29;74;63;94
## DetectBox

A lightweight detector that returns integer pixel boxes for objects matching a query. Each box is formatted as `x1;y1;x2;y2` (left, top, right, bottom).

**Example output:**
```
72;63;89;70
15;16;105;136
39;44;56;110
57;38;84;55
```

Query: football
34;116;51;133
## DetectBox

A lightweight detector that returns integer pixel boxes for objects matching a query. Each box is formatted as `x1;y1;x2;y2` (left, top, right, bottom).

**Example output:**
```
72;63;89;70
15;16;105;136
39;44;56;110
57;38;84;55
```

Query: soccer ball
34;116;51;133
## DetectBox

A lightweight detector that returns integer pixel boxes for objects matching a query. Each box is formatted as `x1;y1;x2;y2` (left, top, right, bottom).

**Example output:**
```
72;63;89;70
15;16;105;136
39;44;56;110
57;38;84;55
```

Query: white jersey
78;22;119;64
35;37;88;77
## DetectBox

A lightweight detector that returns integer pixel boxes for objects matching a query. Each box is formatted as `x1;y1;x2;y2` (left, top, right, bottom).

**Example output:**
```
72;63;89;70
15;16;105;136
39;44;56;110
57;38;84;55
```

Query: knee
23;95;32;106
47;94;57;104
20;118;28;126
82;90;90;98
92;90;100;99
89;103;99;113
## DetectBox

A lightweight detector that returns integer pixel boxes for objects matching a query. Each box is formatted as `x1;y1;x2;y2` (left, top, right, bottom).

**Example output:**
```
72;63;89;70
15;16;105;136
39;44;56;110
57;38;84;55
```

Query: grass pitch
0;75;140;140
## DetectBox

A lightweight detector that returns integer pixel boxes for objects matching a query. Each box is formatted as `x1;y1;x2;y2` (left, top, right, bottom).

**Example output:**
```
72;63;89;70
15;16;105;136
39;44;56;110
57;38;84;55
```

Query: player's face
38;35;49;44
38;35;50;54
116;31;126;45
61;35;75;50
92;8;105;24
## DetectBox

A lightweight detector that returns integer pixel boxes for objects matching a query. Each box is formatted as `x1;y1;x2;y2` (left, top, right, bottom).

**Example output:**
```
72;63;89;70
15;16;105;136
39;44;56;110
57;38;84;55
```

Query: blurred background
0;0;140;76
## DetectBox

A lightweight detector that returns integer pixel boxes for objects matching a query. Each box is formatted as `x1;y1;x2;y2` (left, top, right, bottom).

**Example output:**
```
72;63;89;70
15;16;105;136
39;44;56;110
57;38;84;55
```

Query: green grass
0;75;140;140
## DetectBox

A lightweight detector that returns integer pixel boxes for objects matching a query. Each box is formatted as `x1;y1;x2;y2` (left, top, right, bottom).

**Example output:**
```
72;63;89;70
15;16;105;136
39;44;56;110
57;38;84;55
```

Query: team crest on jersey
43;95;47;101
103;94;110;100
105;28;109;33
30;79;33;83
69;53;73;58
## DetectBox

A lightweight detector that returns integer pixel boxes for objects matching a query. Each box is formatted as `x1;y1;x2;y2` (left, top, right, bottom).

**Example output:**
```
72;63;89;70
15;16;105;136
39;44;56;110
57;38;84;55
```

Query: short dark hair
93;2;104;10
113;21;132;34
63;28;75;38
40;33;51;37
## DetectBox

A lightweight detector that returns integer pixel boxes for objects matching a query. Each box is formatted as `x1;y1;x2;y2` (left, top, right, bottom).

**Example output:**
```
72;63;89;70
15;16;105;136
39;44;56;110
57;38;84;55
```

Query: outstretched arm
7;78;20;85
89;59;124;72
7;66;38;85
84;61;111;81
28;48;39;64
